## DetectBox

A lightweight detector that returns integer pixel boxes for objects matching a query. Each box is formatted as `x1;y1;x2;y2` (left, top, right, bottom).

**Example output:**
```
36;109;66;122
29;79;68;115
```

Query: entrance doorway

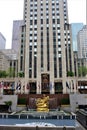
41;74;50;94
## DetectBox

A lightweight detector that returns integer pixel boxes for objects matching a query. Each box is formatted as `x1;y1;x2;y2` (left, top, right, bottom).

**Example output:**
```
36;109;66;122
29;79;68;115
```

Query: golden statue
36;95;49;112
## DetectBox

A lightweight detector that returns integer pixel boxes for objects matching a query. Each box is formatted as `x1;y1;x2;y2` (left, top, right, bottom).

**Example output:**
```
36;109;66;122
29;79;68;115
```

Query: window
34;20;37;24
52;19;55;24
41;27;43;30
46;19;49;24
30;20;33;25
41;19;43;24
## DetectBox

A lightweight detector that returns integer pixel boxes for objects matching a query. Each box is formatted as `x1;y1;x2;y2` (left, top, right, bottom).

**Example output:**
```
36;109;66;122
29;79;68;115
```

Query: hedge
17;98;26;105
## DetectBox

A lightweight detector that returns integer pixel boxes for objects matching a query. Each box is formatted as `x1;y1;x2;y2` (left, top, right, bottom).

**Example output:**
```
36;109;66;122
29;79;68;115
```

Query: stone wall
0;95;17;112
70;94;87;112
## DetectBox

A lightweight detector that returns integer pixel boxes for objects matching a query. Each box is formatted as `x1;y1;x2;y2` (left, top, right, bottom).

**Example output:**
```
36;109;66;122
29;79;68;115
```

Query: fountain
0;95;76;128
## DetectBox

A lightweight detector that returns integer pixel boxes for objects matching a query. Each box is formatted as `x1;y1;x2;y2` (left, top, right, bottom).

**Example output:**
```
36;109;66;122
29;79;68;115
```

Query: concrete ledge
0;114;76;120
0;126;75;130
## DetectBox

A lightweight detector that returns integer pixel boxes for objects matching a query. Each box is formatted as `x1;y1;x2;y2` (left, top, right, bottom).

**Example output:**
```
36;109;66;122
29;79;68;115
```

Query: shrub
61;98;70;105
17;98;26;105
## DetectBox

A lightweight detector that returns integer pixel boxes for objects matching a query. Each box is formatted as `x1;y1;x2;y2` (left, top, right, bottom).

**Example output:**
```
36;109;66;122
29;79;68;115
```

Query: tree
18;71;24;77
78;66;87;77
0;70;8;78
7;67;15;77
67;71;74;77
4;101;12;112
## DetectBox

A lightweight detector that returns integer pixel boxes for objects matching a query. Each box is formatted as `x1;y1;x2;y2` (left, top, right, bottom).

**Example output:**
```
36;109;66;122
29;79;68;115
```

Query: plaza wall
18;94;69;109
0;126;75;130
0;95;18;112
70;94;87;112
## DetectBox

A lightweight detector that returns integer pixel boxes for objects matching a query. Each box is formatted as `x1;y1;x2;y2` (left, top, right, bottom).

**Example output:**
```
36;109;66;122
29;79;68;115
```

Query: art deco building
19;0;74;94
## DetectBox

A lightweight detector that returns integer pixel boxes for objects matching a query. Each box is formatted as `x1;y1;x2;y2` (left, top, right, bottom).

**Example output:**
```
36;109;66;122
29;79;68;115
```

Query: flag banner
38;82;40;89
23;85;25;90
50;82;52;91
26;82;30;89
66;82;70;89
4;82;9;89
72;81;74;90
1;81;4;87
11;82;15;89
16;81;21;90
18;84;21;90
16;83;19;90
76;82;78;90
69;81;71;90
0;82;2;88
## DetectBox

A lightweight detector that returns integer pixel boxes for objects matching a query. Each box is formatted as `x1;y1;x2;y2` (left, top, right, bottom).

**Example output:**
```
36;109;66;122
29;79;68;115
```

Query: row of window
29;19;60;25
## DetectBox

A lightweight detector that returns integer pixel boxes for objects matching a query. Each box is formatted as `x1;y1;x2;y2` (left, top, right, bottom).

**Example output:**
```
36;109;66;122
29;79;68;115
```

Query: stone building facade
18;0;74;94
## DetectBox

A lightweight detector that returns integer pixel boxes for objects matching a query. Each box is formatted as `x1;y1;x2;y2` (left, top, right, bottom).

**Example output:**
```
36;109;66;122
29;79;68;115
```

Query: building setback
18;0;74;94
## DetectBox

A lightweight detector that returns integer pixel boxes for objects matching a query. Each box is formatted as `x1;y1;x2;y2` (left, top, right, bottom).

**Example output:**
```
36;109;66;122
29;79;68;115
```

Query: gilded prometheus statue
36;95;49;112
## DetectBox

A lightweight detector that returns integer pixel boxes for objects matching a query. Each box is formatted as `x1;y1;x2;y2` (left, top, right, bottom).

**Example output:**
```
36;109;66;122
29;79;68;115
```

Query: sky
0;0;86;49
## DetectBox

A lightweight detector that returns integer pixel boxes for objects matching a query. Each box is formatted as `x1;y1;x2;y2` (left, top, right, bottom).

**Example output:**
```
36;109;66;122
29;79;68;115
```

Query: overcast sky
0;0;86;49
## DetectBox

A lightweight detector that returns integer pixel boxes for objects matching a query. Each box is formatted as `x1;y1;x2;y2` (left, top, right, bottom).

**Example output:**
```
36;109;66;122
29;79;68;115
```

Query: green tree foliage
0;70;8;78
17;98;26;105
7;67;15;77
78;66;87;77
18;71;24;77
61;98;70;105
4;101;12;106
67;71;74;77
4;101;12;112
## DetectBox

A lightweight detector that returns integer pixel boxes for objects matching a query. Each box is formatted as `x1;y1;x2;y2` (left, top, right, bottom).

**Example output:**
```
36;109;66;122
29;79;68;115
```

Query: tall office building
86;0;87;25
77;25;87;59
0;32;6;49
71;23;83;51
12;20;24;53
19;0;74;94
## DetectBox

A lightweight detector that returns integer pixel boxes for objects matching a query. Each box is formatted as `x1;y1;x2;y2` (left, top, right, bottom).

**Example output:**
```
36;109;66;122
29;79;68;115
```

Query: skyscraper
71;23;83;51
19;0;74;94
0;32;6;49
12;20;24;53
86;0;87;25
77;25;87;59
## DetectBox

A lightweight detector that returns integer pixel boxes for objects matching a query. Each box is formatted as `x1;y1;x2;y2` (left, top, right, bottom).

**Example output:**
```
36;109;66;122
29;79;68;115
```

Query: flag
0;82;2;88
72;81;74;90
38;82;40;90
4;82;8;89
66;82;70;89
50;82;52;90
11;82;15;90
16;81;21;90
18;83;21;90
76;81;78;90
16;83;19;90
1;81;4;86
0;83;1;88
23;85;25;91
26;82;30;90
